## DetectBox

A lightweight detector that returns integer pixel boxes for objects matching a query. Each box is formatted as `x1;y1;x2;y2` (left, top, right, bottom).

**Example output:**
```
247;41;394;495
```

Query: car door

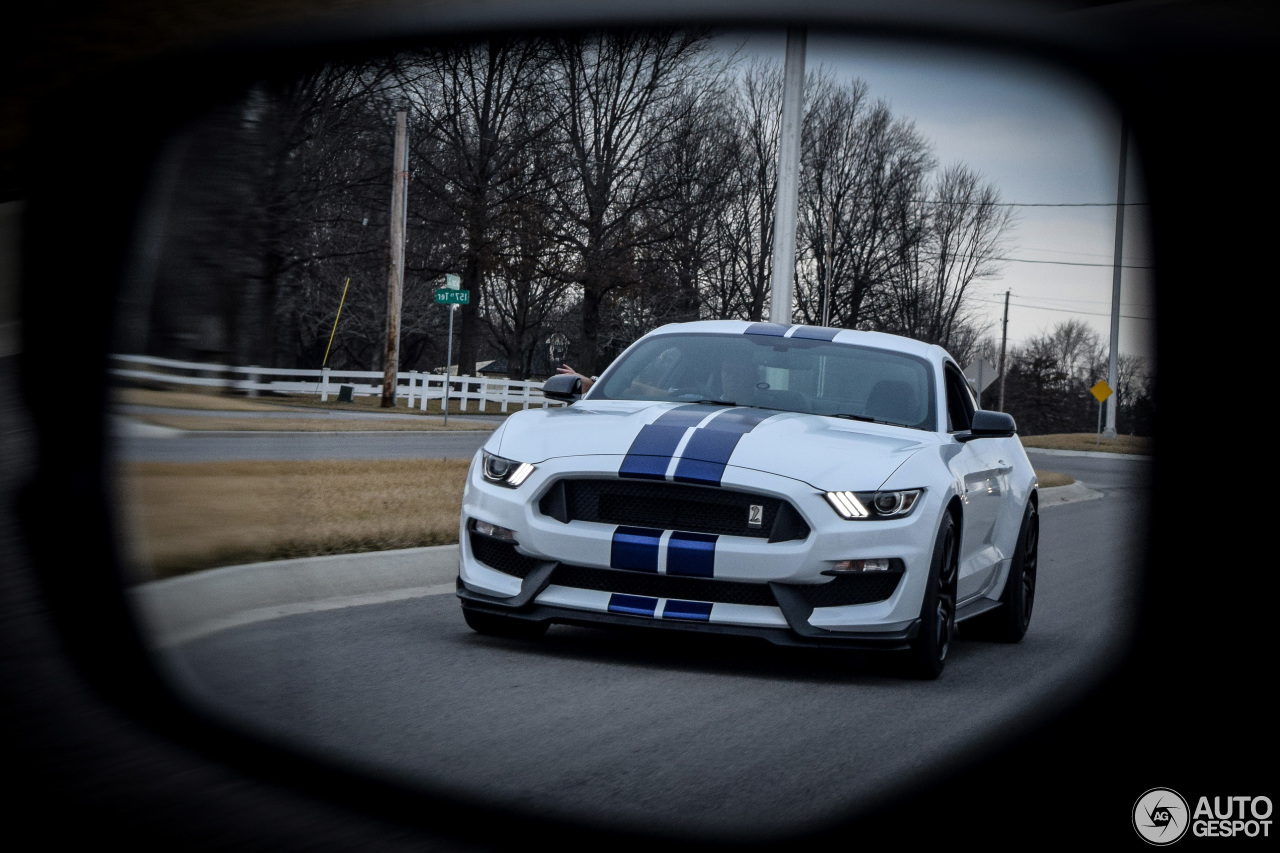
942;365;1003;599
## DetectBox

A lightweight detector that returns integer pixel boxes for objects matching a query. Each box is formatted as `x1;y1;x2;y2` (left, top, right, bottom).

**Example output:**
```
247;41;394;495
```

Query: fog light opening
824;558;893;575
473;519;517;541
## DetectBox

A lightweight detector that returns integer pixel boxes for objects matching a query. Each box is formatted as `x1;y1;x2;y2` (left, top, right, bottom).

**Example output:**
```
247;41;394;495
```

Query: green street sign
435;288;470;305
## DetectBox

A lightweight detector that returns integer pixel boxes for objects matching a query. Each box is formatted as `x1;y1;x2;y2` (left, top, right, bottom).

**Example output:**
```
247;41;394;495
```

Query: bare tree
480;146;576;379
794;75;934;330
550;29;713;374
639;78;741;323
878;164;1012;355
702;59;781;322
996;320;1155;435
401;36;556;375
143;58;404;370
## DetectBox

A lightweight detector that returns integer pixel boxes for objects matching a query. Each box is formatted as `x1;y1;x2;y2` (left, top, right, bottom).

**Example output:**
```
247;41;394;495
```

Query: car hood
494;400;932;491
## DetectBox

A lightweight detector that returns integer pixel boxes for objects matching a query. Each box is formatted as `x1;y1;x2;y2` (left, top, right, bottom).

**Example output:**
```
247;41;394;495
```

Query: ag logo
748;504;763;528
1134;788;1190;845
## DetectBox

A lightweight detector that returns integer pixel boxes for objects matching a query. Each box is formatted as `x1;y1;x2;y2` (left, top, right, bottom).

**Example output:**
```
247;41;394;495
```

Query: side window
944;366;975;432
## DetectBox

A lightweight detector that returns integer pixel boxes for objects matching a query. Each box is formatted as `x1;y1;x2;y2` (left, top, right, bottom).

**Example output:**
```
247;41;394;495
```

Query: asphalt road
149;452;1150;844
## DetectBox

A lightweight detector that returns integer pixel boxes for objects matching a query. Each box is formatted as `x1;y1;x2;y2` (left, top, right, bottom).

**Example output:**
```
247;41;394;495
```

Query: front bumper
458;451;943;643
457;576;921;651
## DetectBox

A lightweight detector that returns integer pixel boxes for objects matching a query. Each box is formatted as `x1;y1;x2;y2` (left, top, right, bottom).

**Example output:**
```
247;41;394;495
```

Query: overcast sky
719;30;1154;366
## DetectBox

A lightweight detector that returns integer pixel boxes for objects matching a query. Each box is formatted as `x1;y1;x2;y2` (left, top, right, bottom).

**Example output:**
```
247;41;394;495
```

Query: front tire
907;512;959;680
462;606;549;639
965;499;1038;642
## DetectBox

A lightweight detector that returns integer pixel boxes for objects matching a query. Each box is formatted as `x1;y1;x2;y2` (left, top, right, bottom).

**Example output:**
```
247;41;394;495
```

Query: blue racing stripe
666;531;717;577
610;526;662;572
744;322;790;337
661;599;713;621
609;594;659;617
673;408;776;486
619;404;707;480
790;325;840;341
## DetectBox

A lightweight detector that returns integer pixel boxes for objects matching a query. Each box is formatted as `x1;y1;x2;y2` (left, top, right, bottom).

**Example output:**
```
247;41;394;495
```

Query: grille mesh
544;479;808;540
469;532;542;578
794;571;904;606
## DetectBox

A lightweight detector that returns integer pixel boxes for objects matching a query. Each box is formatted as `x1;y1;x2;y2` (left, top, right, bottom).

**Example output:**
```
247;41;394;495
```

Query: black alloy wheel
907;512;959;679
964;499;1038;643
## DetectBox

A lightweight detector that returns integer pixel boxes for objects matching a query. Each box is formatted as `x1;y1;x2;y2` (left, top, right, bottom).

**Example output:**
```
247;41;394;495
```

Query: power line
984;291;1153;308
925;200;1150;208
986;255;1153;270
971;296;1153;321
916;250;1153;270
1014;243;1154;263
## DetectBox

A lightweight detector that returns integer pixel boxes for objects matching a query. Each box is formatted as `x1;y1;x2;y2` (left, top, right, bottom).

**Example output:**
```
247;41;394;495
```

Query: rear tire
462;607;549;639
906;512;959;680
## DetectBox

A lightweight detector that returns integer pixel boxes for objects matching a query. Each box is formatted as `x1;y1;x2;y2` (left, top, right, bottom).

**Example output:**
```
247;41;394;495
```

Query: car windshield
593;332;936;430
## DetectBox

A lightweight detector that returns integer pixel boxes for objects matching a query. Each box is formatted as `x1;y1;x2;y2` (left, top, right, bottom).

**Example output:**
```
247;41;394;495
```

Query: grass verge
1020;433;1152;455
117;458;471;581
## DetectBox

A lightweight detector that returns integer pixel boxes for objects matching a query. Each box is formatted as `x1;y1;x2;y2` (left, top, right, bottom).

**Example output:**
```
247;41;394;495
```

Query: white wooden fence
108;354;566;413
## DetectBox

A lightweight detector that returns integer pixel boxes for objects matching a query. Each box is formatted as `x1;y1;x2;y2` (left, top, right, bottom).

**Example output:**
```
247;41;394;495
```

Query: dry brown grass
115;388;298;411
1034;470;1074;487
117;458;471;580
1020;433;1152;455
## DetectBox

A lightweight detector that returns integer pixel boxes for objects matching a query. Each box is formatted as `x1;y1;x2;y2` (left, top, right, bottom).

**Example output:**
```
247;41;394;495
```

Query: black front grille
469;531;542;578
550;564;777;607
541;479;809;541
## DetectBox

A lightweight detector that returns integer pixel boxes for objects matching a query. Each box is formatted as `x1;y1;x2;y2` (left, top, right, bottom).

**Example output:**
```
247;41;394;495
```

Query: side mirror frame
958;409;1016;441
542;373;582;402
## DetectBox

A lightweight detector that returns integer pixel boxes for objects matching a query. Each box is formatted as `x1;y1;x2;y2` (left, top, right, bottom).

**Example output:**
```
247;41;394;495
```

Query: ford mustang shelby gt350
456;320;1038;677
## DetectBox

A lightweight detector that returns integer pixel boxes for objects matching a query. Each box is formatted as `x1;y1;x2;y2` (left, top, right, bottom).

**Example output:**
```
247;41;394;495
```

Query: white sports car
456;320;1038;677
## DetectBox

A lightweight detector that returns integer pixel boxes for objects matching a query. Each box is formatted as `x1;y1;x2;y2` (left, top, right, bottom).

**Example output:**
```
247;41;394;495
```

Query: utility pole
821;208;834;327
997;289;1010;412
381;108;408;408
769;27;806;325
1103;114;1128;439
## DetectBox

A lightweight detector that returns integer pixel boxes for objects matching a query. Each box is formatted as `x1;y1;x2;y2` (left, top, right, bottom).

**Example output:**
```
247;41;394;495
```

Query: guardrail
108;354;566;412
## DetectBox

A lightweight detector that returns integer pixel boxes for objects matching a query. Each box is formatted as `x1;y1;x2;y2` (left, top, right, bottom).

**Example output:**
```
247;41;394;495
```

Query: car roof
644;320;952;365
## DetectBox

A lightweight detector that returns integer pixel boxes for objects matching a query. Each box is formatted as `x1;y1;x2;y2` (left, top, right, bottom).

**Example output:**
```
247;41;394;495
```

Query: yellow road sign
1090;380;1113;402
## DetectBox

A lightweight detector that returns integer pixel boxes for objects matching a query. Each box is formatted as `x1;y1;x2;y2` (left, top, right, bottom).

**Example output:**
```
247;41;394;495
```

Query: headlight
481;450;535;488
825;489;922;520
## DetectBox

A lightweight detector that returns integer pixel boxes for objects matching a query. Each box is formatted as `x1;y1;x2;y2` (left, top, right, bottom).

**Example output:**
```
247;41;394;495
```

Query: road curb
130;544;459;647
1038;480;1103;506
129;482;1095;646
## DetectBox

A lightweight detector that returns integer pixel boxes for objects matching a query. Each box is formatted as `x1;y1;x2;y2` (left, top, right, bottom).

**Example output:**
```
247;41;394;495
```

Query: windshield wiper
831;413;877;423
690;397;738;406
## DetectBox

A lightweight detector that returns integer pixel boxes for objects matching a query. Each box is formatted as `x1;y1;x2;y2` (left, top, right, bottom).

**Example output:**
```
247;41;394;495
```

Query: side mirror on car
960;410;1017;441
542;373;582;402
